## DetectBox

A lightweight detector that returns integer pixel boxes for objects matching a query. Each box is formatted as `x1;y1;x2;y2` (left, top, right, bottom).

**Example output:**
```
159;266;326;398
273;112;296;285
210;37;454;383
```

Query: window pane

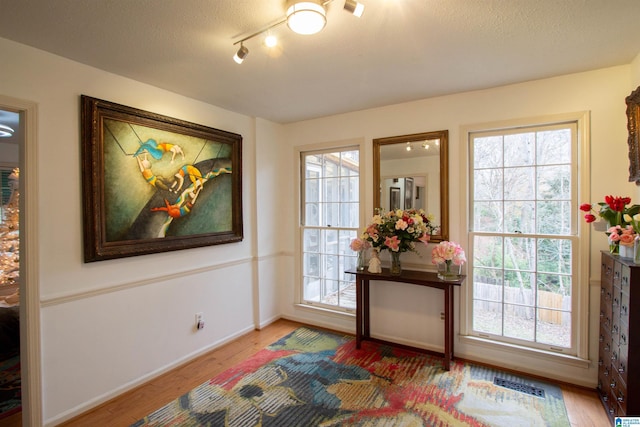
504;271;534;305
504;237;535;271
305;155;321;178
473;201;503;232
474;272;503;302
474;169;503;200
504;303;535;341
339;278;356;309
305;203;319;226
324;202;340;227
306;179;320;203
303;276;320;302
473;235;503;268
304;252;320;278
474;136;503;169
504;167;534;200
473;300;503;335
504;133;535;167
537;129;571;165
537;201;571;235
537;238;571;275
504;201;536;234
324;154;339;177
303;228;319;252
537;309;570;347
537;165;570;200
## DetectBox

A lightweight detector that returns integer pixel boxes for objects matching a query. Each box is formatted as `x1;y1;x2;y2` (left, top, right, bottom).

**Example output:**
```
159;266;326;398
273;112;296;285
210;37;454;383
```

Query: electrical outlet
195;312;204;330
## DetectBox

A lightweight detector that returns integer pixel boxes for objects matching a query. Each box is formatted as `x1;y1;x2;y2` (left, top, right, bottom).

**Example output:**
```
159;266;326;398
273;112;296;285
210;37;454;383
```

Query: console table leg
363;279;370;339
356;277;362;348
444;285;453;370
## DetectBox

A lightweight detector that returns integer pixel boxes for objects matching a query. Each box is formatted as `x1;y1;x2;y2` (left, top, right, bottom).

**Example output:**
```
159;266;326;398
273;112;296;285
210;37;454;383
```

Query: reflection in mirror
373;130;448;243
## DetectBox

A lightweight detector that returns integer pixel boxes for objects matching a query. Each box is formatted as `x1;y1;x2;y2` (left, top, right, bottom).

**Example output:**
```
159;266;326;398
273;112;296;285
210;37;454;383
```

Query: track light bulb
264;34;278;48
344;0;365;17
233;44;249;64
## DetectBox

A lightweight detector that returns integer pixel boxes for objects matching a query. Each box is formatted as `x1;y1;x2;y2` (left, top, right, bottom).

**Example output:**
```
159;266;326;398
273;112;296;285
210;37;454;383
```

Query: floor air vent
494;377;545;398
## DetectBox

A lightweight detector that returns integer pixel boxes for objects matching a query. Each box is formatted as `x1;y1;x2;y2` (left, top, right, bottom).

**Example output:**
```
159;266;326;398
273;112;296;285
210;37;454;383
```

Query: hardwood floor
4;318;611;427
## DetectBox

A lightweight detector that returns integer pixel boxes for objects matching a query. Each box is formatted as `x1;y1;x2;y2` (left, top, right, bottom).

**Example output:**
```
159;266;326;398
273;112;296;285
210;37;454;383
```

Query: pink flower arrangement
361;208;438;253
608;225;636;247
431;241;466;266
349;237;370;252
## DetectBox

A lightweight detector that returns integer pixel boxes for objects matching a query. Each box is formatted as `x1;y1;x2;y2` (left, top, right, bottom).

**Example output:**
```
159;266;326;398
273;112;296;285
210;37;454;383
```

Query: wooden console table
346;268;464;370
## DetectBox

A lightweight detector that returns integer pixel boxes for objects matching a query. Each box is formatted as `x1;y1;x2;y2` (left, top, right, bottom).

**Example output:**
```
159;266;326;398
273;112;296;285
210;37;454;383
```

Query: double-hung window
300;148;360;311
468;119;582;355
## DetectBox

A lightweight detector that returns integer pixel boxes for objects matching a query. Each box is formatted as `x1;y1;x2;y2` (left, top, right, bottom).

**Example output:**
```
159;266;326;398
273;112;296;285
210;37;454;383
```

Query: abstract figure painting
81;96;243;262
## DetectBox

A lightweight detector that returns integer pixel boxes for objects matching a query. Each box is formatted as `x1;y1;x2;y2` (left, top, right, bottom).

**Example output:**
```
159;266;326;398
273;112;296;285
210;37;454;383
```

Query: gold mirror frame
626;86;640;185
373;130;449;243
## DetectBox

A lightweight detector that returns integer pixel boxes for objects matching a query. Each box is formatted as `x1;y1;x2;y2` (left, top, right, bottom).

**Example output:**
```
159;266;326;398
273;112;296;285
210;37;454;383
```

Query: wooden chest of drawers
598;252;640;420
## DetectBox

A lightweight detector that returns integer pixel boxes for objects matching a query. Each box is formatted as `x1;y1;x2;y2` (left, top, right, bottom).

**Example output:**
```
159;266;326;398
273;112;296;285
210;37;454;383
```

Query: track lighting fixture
232;0;366;63
233;43;249;64
344;0;365;17
286;0;327;35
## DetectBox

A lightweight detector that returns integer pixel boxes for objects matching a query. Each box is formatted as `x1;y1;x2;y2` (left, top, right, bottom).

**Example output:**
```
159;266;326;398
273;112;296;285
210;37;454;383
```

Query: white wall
282;65;635;387
0;37;281;425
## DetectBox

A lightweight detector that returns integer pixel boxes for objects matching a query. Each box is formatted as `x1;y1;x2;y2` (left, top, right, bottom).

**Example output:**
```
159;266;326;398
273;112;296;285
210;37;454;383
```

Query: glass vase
609;236;619;255
390;251;402;275
437;260;462;281
634;237;640;265
357;250;366;271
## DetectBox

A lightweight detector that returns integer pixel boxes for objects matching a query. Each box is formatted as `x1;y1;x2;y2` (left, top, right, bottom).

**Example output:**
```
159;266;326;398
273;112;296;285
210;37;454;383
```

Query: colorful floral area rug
0;351;21;420
133;327;570;426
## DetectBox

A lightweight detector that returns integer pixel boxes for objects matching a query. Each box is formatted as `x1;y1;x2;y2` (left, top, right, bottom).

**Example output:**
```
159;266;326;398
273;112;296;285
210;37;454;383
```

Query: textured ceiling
1;0;640;123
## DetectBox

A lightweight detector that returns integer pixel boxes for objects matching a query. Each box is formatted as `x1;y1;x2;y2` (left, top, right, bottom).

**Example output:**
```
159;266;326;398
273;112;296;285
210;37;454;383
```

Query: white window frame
459;112;591;364
295;139;366;315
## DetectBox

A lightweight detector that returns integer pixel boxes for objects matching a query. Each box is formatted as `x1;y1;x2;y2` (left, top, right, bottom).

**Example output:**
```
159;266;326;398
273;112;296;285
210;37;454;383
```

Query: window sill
294;302;356;319
458;334;591;369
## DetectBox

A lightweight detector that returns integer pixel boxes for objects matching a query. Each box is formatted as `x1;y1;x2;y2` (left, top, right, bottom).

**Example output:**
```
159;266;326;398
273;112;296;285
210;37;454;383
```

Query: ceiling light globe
286;1;327;35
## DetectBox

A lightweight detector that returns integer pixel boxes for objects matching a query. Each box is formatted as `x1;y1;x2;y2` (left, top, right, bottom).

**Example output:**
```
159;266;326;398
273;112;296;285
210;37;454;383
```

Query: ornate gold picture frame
626;86;640;184
81;96;243;262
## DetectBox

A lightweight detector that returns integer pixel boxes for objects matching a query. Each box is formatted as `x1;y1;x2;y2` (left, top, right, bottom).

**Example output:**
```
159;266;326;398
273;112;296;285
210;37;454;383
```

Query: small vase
437;260;462;281
609;237;619;255
634;237;640;265
356;250;366;271
390;251;402;275
620;244;634;260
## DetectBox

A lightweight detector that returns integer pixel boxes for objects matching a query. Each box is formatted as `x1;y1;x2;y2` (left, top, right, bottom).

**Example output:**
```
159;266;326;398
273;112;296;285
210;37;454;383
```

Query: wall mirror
373;130;448;243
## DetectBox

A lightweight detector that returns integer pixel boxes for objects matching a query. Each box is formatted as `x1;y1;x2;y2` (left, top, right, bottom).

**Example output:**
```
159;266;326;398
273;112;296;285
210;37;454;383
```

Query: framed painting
404;177;414;209
627;86;640;184
81;95;243;262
